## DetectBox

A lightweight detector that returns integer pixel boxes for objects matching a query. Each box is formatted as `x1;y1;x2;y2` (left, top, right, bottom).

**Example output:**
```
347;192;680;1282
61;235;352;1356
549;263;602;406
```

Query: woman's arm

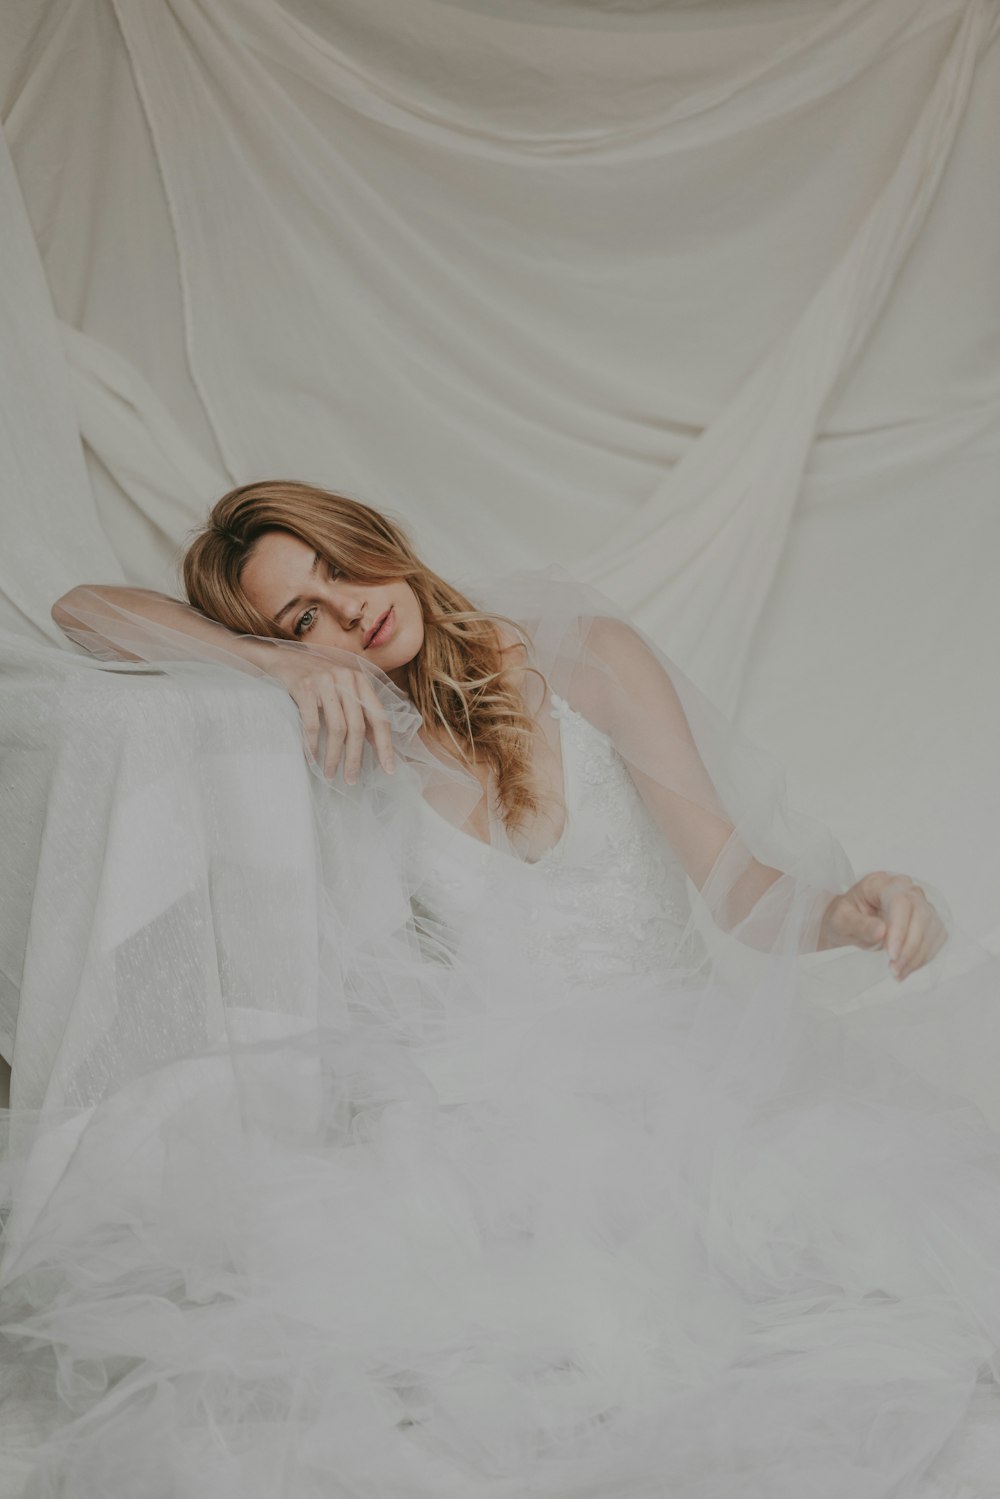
52;585;278;665
51;585;396;782
578;617;945;977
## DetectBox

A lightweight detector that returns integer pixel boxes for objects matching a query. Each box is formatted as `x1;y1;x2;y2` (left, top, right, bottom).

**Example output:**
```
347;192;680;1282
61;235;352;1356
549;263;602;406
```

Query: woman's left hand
819;871;949;981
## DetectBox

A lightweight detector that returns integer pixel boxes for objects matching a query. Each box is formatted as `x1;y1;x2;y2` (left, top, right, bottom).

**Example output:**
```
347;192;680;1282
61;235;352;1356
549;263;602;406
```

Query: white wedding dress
410;693;694;986
4;580;1000;1497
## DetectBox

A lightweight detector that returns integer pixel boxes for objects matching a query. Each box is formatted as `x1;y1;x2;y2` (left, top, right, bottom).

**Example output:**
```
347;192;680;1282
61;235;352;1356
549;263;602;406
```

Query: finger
357;676;395;774
339;688;367;785
897;900;928;976
319;692;347;779
289;685;321;763
904;912;948;980
884;893;913;966
895;931;922;982
893;899;917;971
899;935;931;982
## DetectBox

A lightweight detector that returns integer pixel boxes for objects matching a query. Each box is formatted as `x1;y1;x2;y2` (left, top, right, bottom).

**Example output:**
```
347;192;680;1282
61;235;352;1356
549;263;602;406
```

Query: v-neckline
417;692;576;867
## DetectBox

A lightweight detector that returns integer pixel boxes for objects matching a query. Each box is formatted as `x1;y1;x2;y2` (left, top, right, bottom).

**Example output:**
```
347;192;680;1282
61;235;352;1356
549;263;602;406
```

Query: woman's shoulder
498;611;644;658
582;615;646;658
554;613;689;729
579;615;665;692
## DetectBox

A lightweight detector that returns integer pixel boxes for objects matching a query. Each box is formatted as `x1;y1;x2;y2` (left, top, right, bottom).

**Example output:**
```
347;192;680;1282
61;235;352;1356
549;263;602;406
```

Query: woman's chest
408;696;693;982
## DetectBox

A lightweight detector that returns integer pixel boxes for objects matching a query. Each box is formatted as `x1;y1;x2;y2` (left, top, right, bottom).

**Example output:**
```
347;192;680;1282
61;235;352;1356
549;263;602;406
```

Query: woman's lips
364;606;395;650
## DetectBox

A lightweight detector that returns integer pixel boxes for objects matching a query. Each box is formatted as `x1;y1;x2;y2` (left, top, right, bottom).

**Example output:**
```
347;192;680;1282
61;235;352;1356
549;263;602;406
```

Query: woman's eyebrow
273;551;322;624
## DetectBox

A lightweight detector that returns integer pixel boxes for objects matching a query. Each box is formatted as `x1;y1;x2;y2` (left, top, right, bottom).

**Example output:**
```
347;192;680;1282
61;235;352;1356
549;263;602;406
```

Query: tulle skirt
3;589;1000;1495
4;938;1000;1499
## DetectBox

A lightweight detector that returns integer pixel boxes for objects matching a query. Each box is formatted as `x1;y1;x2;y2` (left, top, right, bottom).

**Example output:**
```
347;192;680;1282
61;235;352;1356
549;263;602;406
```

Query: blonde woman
23;479;1000;1497
55;480;943;975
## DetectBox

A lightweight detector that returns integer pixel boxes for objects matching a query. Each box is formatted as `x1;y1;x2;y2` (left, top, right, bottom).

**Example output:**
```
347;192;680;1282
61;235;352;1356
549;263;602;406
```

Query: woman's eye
293;608;317;637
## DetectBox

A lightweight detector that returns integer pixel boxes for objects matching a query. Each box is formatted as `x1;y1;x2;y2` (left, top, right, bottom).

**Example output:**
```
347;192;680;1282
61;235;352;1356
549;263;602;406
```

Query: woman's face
240;530;425;684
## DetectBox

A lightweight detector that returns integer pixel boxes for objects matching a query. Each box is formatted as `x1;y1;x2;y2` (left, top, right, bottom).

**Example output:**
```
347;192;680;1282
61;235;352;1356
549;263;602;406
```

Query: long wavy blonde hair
183;480;545;832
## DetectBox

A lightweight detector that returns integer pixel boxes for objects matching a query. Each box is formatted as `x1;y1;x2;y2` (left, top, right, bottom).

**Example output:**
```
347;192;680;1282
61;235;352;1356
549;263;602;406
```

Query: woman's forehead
250;530;315;567
241;532;320;607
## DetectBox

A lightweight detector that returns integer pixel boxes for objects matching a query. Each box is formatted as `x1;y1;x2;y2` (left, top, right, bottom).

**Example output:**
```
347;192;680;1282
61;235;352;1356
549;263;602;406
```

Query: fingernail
346;772;357;785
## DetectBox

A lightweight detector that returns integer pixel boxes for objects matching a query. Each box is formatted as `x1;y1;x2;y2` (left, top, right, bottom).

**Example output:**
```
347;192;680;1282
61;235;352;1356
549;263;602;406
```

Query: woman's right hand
260;645;397;784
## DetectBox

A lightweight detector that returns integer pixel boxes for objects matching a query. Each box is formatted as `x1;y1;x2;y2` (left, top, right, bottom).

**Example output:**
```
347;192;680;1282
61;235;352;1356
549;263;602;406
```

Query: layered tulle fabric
2;570;1000;1495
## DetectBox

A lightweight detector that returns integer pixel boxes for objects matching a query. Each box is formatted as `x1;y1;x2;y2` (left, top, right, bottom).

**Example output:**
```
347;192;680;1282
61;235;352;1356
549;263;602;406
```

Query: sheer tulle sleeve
567;614;839;957
470;568;957;998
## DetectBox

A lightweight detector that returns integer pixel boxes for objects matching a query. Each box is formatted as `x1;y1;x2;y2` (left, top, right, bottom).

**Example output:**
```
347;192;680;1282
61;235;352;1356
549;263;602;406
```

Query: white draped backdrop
1;0;999;939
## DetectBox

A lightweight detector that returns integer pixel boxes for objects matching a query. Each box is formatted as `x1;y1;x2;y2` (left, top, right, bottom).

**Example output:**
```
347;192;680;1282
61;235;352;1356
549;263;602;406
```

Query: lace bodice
409;693;693;985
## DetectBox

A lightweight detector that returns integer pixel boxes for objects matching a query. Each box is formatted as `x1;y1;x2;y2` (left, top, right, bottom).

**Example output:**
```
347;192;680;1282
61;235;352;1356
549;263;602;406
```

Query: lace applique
520;696;692;983
411;694;694;988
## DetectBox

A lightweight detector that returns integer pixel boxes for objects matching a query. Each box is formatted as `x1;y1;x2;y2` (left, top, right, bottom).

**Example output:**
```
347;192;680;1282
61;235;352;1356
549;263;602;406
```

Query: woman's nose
329;584;367;630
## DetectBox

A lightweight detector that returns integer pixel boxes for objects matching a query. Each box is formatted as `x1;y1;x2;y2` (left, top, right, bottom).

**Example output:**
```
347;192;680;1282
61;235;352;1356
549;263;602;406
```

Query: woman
9;480;1000;1496
54;481;944;976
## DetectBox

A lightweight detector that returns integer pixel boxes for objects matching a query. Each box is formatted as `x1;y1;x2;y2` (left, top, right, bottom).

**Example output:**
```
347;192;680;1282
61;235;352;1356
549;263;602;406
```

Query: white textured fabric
410;692;697;988
0;643;324;1110
2;578;1000;1493
1;0;999;933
